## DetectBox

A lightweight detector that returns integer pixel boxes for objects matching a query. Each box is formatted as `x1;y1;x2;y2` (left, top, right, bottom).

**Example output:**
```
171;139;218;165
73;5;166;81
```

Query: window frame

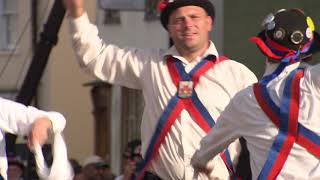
0;0;18;51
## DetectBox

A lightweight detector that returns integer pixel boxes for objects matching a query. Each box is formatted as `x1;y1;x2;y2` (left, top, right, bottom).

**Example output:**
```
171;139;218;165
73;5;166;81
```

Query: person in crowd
74;155;109;180
7;154;25;180
115;139;143;180
69;158;82;176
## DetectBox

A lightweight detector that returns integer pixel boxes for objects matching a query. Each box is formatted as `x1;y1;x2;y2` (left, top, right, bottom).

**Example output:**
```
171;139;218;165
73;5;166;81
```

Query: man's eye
191;16;201;19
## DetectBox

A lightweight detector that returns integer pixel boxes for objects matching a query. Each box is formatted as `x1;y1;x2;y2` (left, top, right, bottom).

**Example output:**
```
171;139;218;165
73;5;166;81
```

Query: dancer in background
192;8;320;180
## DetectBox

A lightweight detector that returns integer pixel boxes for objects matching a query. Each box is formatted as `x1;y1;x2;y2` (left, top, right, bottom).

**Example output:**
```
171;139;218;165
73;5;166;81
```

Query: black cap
160;0;215;29
265;9;309;50
252;9;320;60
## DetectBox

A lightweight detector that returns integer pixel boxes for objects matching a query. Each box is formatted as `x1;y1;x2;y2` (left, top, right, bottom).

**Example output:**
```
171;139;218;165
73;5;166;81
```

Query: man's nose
183;18;194;28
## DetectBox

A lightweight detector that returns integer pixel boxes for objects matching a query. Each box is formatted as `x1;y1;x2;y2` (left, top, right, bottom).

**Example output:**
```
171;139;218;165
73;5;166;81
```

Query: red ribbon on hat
157;0;169;11
250;35;314;63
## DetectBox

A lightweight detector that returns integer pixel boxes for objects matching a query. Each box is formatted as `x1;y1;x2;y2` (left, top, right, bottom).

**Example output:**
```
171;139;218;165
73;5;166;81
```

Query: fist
63;0;84;18
28;117;52;150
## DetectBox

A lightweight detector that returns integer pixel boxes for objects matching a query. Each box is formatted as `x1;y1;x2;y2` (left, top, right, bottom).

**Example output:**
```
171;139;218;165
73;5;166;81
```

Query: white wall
210;0;224;53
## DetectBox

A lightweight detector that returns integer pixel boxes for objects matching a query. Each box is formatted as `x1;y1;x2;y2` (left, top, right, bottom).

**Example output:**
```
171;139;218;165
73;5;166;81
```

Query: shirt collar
162;41;219;64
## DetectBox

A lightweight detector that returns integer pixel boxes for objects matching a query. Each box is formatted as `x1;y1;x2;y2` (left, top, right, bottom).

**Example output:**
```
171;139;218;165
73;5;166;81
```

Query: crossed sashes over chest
137;55;236;179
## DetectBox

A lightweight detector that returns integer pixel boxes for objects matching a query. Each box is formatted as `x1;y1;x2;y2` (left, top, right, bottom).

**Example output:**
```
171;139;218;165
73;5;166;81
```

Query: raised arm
0;98;66;147
63;0;153;89
63;0;84;18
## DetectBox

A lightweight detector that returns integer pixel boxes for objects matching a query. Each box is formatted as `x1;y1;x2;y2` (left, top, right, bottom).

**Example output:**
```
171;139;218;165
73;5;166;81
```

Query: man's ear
206;16;213;31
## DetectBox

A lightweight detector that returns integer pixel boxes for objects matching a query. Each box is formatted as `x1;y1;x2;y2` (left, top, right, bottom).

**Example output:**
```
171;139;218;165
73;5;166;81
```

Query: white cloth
68;13;257;180
0;97;68;180
34;133;73;180
192;61;320;180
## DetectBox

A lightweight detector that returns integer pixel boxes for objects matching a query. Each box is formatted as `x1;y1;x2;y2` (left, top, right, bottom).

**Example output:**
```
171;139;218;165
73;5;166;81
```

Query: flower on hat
307;16;315;31
157;0;173;11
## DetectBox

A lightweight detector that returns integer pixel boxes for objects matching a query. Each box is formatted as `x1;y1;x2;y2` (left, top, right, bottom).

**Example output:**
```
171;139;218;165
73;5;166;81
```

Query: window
103;9;121;25
0;0;17;50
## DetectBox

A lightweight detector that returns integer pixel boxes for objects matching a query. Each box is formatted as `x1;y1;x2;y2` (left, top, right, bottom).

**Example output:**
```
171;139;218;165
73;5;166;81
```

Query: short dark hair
123;139;142;159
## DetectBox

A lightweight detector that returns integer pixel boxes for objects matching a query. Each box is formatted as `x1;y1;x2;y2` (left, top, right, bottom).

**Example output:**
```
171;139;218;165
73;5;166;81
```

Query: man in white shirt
0;97;67;180
191;8;320;180
63;0;257;179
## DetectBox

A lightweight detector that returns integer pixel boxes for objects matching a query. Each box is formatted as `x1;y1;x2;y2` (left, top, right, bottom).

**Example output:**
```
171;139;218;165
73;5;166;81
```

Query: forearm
64;0;111;79
0;98;65;135
68;13;104;69
63;0;84;18
191;110;241;170
192;130;235;170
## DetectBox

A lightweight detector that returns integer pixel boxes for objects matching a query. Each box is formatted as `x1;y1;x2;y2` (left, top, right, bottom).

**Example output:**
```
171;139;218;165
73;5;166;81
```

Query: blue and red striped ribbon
137;55;236;179
254;69;320;179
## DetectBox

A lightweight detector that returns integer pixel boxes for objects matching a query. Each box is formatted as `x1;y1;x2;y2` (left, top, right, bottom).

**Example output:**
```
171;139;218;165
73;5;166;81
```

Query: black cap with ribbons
251;8;320;61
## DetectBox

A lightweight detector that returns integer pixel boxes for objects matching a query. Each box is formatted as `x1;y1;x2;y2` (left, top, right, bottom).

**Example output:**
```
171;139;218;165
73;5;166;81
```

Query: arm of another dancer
0;98;66;148
191;93;246;173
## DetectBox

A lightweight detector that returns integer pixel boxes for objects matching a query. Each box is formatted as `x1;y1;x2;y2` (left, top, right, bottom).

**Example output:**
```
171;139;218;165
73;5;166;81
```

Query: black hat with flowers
159;0;215;29
250;8;320;61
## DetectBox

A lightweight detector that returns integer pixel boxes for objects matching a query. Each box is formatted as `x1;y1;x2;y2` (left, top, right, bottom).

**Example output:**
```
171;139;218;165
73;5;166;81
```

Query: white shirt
192;61;320;180
0;97;66;180
69;13;257;180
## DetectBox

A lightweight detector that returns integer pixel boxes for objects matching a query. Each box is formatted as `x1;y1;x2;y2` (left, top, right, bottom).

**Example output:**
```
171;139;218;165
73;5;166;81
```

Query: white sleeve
191;93;245;170
306;63;320;93
68;13;154;89
0;98;66;135
231;60;258;90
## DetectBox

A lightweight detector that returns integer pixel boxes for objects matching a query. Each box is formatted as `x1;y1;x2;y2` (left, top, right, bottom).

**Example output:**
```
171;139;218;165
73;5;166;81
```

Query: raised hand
27;117;52;150
63;0;84;18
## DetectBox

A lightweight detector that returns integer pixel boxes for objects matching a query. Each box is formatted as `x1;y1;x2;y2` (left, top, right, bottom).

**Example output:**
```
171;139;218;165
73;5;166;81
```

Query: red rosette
157;0;168;11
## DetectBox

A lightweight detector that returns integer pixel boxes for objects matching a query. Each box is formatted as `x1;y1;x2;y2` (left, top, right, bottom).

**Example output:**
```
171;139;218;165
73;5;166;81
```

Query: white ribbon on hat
34;133;74;180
